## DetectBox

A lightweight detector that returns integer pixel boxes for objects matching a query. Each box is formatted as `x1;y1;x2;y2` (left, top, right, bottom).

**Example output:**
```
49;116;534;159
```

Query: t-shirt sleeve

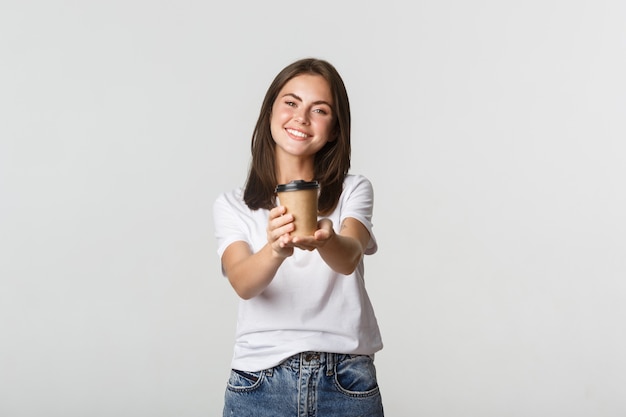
339;175;378;255
213;191;249;259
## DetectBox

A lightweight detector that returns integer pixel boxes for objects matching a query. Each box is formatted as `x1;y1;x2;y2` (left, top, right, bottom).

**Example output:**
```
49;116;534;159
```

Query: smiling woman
242;59;353;216
213;58;384;417
270;74;336;170
4;2;625;416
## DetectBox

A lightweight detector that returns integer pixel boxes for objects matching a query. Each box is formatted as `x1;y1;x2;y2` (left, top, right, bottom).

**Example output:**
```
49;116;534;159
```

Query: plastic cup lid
275;180;320;192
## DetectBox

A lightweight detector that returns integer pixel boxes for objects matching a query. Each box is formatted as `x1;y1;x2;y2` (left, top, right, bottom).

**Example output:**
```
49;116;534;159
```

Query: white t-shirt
213;174;383;372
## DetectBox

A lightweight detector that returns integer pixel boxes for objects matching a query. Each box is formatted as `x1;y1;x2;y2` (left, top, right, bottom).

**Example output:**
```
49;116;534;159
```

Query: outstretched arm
221;206;295;300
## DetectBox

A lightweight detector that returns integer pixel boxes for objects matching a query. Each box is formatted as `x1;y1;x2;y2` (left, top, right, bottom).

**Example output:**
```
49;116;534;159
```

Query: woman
213;57;384;416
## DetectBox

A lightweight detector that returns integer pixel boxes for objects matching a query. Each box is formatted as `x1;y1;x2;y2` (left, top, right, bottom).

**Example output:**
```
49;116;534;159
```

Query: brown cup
275;180;319;237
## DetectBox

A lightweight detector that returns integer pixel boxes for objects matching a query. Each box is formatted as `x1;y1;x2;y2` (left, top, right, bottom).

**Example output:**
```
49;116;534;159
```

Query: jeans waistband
279;351;355;374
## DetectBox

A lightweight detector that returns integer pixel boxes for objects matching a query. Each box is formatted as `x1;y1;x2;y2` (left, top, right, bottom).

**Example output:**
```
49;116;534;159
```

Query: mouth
286;128;310;139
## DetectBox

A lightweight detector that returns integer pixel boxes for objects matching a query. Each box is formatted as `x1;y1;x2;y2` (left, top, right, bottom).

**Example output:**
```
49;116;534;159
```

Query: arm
221;206;295;300
291;217;371;275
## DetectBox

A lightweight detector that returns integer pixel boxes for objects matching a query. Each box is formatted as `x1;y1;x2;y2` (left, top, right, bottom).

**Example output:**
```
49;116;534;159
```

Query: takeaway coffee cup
275;180;320;237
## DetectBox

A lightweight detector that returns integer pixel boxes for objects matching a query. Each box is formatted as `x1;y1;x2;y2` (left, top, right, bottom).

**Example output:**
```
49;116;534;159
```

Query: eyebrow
281;93;333;109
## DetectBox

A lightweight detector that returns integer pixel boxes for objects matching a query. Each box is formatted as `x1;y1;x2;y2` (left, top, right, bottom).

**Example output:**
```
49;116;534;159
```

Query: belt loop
326;352;335;376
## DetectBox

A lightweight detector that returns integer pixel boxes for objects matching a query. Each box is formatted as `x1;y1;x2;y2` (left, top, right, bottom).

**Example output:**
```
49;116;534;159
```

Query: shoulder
343;174;373;190
337;174;375;212
213;187;246;213
343;174;374;197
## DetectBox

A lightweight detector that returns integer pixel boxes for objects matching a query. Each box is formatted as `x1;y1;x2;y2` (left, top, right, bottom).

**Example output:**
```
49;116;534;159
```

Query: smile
286;128;309;139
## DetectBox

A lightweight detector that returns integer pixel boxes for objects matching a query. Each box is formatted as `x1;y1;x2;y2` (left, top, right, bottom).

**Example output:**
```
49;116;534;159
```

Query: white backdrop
1;1;625;416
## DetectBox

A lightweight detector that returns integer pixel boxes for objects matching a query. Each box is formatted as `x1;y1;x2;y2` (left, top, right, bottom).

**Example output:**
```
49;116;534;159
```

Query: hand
290;218;335;251
267;206;295;258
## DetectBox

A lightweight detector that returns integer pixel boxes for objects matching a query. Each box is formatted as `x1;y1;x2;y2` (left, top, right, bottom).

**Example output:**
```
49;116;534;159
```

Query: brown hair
243;58;351;215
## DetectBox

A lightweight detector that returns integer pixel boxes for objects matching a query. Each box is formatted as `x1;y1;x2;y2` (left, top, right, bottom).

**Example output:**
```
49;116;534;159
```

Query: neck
275;154;315;184
276;166;315;184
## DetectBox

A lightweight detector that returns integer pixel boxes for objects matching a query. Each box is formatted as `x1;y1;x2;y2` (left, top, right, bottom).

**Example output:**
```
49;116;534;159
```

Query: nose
294;108;310;125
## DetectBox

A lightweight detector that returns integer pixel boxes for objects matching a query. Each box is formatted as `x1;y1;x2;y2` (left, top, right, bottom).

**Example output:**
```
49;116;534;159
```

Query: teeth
287;129;308;138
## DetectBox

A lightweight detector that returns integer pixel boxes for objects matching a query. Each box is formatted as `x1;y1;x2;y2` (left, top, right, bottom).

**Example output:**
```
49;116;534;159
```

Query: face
270;74;335;162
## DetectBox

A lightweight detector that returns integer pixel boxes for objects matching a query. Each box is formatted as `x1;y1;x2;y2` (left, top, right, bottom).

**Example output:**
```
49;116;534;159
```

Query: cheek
316;120;335;139
269;112;282;132
270;121;281;141
271;109;291;126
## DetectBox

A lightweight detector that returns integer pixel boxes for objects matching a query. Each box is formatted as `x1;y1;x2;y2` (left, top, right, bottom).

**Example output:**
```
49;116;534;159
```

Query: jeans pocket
333;355;380;397
226;369;264;392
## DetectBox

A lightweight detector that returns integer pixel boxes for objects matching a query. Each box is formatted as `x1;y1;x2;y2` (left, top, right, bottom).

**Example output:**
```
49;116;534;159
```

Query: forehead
278;74;333;103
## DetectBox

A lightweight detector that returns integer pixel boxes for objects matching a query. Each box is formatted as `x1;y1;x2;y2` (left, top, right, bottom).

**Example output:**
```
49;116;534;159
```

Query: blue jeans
223;352;384;417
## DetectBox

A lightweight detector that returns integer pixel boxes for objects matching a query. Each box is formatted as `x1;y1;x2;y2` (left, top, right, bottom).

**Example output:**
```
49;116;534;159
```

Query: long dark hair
243;58;351;215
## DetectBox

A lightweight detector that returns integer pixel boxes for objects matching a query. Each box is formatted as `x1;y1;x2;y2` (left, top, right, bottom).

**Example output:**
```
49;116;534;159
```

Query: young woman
213;58;384;417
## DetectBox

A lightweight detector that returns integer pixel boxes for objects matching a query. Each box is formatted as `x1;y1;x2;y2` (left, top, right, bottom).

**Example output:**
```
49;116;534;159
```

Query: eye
285;101;296;107
313;108;329;115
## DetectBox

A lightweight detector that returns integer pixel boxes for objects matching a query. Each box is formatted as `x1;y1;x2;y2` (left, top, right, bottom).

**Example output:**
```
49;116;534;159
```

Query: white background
1;1;625;416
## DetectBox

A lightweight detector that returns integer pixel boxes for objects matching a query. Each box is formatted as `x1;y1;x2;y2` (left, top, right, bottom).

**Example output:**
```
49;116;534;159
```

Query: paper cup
275;180;319;237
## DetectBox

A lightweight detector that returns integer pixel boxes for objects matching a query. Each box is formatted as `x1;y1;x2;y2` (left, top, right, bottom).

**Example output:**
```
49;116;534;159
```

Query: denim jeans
223;352;384;417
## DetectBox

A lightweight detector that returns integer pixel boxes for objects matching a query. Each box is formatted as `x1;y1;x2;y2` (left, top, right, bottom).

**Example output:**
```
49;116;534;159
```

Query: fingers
317;218;333;231
313;219;334;243
267;206;295;255
290;236;316;251
268;207;294;235
269;212;336;252
292;228;333;251
313;228;332;241
268;205;288;222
